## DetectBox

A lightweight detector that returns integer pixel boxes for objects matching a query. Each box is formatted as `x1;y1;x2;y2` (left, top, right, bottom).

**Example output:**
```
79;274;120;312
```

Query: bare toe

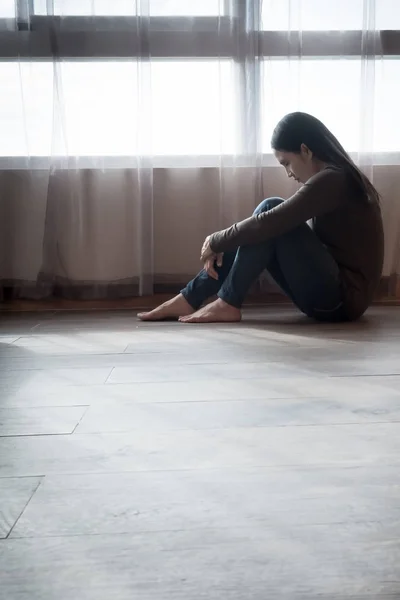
137;294;194;322
179;299;241;324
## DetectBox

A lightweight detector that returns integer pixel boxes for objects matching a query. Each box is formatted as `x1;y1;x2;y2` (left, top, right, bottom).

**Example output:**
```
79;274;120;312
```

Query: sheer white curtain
261;0;400;159
0;0;399;300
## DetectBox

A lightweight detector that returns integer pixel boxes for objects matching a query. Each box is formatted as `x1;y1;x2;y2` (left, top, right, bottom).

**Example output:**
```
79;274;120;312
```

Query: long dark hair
271;112;380;203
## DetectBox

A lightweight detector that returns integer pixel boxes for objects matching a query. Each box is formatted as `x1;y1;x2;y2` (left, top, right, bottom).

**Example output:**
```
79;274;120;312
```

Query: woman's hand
201;236;214;261
201;236;223;280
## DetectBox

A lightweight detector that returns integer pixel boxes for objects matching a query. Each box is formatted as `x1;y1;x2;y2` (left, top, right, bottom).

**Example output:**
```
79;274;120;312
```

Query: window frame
1;16;399;58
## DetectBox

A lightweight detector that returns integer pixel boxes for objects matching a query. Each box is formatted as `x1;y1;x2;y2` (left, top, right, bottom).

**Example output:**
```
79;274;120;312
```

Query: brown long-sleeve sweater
209;167;384;320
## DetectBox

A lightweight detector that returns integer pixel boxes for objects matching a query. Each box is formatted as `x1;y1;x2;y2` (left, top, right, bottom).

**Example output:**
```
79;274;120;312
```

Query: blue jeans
181;198;347;322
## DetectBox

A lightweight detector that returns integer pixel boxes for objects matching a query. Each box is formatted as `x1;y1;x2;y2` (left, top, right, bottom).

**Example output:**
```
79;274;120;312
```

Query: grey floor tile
4;342;399;370
2;335;129;357
0;313;56;336
0;349;309;370
2;375;399;409
0;477;42;538
1;423;400;477
1;524;399;599
9;466;400;538
0;407;87;437
300;357;400;377
76;395;400;434
0;367;113;393
107;362;307;384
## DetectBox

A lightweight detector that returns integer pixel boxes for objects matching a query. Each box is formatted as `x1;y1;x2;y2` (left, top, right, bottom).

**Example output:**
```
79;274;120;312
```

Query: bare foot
137;294;194;321
178;298;241;324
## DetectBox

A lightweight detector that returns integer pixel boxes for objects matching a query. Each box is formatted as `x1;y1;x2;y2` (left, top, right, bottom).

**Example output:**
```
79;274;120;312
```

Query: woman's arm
209;168;349;254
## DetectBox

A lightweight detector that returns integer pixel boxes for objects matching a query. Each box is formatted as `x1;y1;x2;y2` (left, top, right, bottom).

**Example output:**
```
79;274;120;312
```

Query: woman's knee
253;197;284;216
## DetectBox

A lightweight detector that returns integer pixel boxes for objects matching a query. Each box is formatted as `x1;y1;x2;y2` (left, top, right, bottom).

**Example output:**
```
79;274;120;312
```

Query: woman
138;112;384;324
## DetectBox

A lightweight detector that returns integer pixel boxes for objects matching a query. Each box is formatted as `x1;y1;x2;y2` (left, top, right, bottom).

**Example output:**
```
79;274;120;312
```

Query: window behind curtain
0;0;399;163
33;0;223;17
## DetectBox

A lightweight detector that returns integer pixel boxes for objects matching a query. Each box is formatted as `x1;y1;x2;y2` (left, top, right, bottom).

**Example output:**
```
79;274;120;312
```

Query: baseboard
376;274;400;302
1;275;399;312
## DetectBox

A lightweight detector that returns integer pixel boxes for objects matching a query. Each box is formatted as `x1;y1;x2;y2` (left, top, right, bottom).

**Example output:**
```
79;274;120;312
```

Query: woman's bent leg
137;250;237;321
268;226;345;321
180;250;237;310
180;198;282;322
181;197;345;323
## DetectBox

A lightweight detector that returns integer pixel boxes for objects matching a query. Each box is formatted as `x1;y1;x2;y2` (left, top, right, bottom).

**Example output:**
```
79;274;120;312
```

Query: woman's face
273;145;314;184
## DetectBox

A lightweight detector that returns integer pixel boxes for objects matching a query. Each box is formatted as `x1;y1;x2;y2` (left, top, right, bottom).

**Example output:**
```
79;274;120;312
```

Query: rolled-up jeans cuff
217;290;243;309
180;288;201;311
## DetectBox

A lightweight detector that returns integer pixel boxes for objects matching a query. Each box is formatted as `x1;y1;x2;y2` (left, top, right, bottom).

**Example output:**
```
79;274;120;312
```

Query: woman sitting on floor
138;112;384;324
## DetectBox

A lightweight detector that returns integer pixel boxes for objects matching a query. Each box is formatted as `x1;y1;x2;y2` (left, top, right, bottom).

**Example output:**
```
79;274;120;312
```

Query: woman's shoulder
304;167;350;197
307;166;347;185
307;166;380;209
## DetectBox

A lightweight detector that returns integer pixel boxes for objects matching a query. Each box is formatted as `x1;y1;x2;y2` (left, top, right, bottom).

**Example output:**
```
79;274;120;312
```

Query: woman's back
310;168;384;320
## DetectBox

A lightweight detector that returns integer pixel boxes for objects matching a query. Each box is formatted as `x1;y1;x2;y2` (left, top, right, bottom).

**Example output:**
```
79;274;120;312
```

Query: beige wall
1;166;399;286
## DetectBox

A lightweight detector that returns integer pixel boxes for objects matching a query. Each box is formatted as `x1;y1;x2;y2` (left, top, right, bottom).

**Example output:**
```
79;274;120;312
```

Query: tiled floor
0;305;400;599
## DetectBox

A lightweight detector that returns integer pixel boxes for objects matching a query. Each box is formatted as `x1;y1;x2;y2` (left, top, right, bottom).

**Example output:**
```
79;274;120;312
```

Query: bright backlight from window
263;58;400;154
262;0;400;30
0;0;15;18
0;58;398;159
33;0;223;16
263;59;361;152
0;60;236;157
